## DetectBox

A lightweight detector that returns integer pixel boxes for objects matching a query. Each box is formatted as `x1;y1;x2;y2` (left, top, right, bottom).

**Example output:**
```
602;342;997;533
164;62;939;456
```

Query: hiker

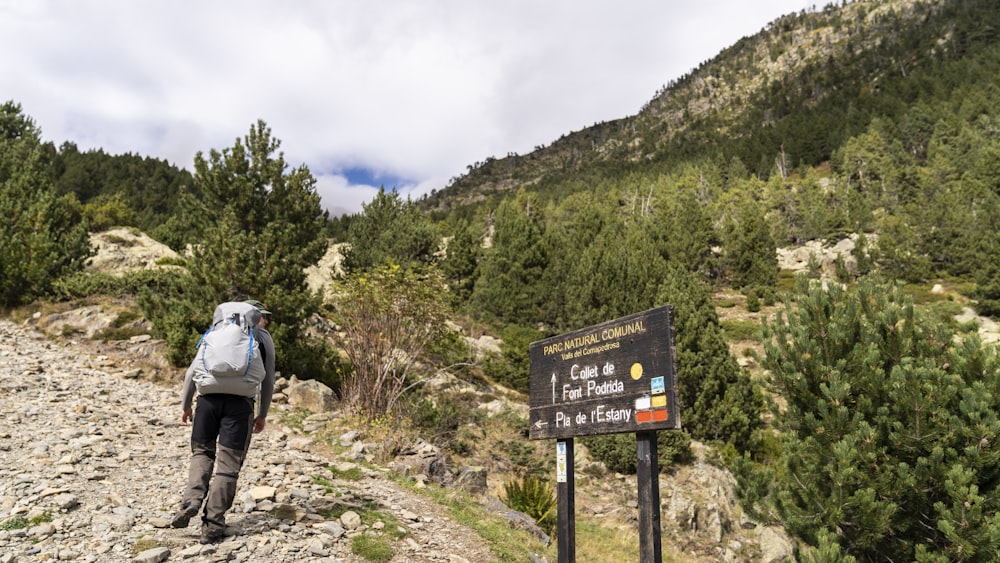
171;299;276;544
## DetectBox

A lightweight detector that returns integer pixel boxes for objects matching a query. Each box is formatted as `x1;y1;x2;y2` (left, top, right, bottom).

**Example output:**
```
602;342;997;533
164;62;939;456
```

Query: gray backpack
192;301;266;397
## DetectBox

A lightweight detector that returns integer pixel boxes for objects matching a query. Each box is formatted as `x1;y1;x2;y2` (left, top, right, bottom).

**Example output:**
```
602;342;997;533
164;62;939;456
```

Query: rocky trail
0;319;497;563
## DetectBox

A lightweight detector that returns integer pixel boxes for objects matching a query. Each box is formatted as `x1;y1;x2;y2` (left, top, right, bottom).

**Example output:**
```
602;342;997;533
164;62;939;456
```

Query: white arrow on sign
551;373;557;404
534;420;549;429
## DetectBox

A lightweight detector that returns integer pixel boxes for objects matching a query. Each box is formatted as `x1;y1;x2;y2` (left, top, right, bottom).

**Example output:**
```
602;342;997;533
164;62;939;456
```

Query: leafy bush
52;269;189;300
333;264;451;417
408;394;482;447
500;474;556;535
81;193;136;231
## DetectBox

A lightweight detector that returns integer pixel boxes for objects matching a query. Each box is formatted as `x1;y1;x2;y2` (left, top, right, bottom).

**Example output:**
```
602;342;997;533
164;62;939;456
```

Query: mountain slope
423;0;998;213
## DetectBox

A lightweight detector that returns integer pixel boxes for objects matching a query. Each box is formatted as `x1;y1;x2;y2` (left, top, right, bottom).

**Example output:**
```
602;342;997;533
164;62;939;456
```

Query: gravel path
0;320;495;562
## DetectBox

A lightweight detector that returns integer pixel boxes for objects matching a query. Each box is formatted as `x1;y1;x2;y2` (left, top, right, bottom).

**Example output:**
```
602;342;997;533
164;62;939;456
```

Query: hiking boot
170;505;199;529
200;526;225;544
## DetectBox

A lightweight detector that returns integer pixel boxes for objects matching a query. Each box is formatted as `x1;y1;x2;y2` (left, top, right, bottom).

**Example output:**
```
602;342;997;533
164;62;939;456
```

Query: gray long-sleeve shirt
181;326;276;419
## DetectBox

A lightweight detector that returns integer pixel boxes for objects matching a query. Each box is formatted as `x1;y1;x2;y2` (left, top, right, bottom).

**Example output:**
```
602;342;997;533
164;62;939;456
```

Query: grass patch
924;299;967;328
575;519;639;561
328;465;365;481
776;270;799;293
500;474;556;535
312;474;336;493
155;256;187;267
720;320;762;342
904;283;954;305
31;512;53;524
132;536;162;554
60;325;86;337
351;534;394;562
96;309;148;341
276;408;311;430
0;517;29;530
105;233;136;246
404;480;551;562
575;518;697;562
319;498;406;540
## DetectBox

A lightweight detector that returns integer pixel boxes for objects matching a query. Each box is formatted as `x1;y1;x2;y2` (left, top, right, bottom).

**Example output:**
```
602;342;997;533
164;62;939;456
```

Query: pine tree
723;198;778;290
562;219;667;328
140;120;333;381
758;276;1000;560
470;190;548;325
341;187;439;273
655;263;763;451
439;218;482;305
0;102;91;306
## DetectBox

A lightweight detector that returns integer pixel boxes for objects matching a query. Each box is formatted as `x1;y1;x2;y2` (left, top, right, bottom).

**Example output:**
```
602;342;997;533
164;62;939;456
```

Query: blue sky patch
342;167;408;189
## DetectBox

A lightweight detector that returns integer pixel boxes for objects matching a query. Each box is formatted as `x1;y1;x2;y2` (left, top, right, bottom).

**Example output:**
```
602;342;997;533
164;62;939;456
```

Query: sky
1;1;819;216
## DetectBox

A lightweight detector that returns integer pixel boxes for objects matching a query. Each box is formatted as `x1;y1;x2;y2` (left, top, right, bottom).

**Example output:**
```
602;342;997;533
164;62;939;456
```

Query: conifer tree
562;219;667;328
140;120;332;381
440;218;482;305
655;263;763;451
654;190;719;279
723;198;778;290
757;276;1000;560
470;190;547;325
0;102;91;306
538;192;612;328
341;187;438;273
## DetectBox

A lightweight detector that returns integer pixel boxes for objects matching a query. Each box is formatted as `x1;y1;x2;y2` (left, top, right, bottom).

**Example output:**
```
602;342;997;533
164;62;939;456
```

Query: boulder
454;466;488;495
390;438;452;486
286;378;337;413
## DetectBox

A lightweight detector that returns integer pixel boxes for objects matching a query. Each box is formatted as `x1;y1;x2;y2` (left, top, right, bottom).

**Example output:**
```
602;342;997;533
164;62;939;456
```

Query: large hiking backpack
192;301;266;397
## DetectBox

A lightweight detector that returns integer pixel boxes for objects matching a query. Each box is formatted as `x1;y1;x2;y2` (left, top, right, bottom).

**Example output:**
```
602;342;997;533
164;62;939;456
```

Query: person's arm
180;362;197;424
254;328;276;432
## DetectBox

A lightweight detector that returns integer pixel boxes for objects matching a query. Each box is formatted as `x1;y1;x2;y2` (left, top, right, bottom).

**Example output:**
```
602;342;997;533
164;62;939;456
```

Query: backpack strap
194;327;212;349
242;329;256;378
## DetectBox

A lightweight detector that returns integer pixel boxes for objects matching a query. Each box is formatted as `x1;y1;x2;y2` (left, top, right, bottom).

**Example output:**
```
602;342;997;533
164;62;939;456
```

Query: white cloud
1;0;818;214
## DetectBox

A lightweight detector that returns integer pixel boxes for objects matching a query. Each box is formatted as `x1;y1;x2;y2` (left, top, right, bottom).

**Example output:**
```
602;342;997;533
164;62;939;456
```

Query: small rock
133;546;170;563
340;510;362;530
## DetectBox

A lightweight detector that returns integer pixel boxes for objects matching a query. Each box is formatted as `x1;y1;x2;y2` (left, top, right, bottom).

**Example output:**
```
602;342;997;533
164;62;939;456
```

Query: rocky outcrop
87;228;182;275
655;442;795;562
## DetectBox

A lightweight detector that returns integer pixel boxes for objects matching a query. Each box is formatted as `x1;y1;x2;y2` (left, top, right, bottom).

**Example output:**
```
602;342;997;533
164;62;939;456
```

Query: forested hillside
423;0;1000;298
4;0;1000;559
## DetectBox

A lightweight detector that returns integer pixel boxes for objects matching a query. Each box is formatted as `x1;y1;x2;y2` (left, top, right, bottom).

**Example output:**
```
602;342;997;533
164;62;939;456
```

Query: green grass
721;320;762;342
311;474;336;493
328;465;365;481
132;536;163;555
0;517;29;530
351;535;394;562
406;480;552;562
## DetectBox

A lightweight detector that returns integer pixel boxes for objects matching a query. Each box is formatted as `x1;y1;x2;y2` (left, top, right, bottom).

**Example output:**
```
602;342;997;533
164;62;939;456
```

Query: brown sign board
528;306;680;440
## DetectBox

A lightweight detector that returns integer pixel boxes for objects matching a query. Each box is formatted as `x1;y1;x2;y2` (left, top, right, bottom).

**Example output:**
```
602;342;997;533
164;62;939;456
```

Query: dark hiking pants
181;394;254;532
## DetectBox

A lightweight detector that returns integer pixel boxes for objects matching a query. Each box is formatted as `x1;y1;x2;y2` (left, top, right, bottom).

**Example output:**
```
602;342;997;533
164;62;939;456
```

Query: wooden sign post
529;306;680;562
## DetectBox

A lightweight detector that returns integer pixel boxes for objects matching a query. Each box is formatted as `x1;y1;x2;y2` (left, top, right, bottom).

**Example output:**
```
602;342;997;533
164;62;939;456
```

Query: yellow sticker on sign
630;362;643;380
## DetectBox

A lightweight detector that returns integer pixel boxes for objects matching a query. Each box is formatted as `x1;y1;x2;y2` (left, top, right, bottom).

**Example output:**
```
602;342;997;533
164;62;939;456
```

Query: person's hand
181;408;193;425
253;416;266;434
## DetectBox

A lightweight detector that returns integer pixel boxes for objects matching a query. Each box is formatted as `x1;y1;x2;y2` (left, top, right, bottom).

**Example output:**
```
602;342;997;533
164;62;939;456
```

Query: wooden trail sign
528;306;680;440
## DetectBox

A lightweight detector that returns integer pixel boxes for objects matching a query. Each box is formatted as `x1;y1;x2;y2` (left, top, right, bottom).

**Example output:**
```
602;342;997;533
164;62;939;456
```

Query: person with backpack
170;299;276;544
